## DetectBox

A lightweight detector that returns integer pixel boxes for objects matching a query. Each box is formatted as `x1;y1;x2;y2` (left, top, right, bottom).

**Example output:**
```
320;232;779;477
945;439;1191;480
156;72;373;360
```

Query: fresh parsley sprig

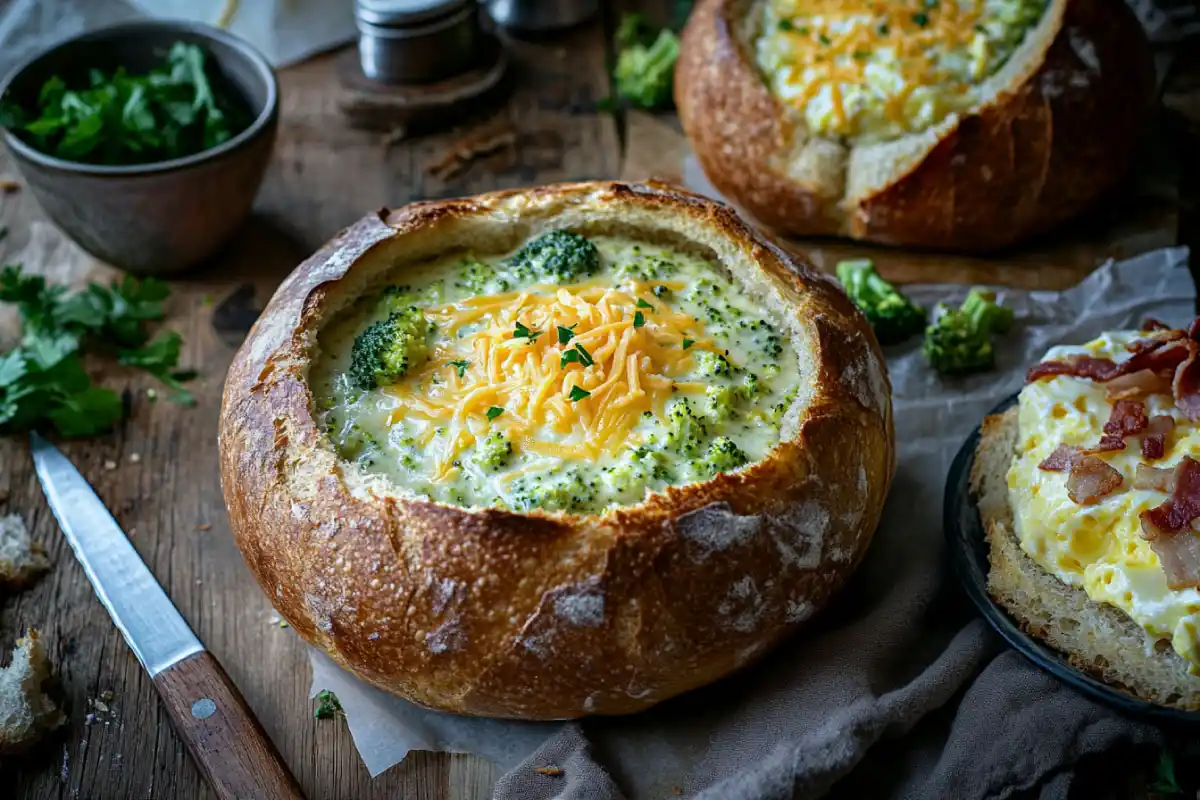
0;264;196;437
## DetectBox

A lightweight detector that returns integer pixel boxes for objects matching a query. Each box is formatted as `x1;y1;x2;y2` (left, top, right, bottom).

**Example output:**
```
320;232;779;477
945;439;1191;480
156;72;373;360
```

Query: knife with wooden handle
31;432;305;800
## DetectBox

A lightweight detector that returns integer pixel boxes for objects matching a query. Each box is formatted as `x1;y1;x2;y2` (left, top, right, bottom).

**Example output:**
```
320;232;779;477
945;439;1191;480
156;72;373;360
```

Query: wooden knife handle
153;651;306;800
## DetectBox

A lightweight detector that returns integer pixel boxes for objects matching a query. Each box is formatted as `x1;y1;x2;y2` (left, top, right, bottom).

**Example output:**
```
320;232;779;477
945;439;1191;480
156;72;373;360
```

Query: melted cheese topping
756;0;1048;141
1009;332;1200;671
311;236;802;515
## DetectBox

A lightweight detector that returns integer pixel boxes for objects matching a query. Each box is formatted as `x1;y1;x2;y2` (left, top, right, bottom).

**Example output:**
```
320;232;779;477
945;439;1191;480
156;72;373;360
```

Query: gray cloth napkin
489;252;1191;800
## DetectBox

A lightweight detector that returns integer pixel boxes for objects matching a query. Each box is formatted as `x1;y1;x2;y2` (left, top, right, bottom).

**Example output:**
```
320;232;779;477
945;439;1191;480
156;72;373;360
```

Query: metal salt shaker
356;0;480;84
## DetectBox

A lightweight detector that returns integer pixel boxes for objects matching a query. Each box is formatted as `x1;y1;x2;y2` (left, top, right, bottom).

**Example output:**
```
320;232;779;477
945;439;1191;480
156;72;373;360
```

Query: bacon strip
1026;320;1200;420
1141;415;1175;461
1104;369;1174;401
1139;457;1200;589
1141;317;1171;332
1134;463;1175;493
1038;444;1078;472
1065;455;1124;505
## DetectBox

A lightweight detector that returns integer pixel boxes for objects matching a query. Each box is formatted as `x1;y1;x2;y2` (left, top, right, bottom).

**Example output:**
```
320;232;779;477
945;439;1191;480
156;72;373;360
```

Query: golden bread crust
675;0;1155;251
219;181;894;719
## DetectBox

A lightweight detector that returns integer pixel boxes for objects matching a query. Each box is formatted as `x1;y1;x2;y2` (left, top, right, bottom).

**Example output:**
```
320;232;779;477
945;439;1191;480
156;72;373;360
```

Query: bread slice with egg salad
675;0;1154;251
973;321;1200;709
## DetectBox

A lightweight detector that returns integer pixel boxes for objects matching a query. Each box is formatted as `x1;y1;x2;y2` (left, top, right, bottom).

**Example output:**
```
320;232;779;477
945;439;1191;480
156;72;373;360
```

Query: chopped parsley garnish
683;337;695;349
513;320;541;342
817;33;831;46
633;311;646;328
912;12;929;26
778;19;794;31
568;385;591;402
560;343;594;369
878;23;890;35
486;406;504;420
557;324;577;344
636;298;654;310
446;359;470;378
574;343;594;367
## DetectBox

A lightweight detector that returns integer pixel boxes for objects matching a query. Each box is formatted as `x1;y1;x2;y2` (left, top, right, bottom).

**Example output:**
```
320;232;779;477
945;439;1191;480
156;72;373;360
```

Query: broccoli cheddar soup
756;0;1049;142
310;231;803;515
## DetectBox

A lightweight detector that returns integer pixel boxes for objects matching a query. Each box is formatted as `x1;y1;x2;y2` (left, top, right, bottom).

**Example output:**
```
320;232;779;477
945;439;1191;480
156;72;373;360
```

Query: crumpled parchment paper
310;246;1194;798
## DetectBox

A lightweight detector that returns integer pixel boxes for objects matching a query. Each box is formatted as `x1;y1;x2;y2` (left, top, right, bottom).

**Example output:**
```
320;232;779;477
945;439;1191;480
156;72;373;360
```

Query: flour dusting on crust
554;581;606;628
674;502;762;560
718;576;765;633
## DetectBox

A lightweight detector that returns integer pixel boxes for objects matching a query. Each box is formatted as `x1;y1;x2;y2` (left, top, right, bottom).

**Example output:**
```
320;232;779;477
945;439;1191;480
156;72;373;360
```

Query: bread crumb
0;514;51;589
534;766;564;776
103;460;117;471
0;630;65;753
128;454;141;464
670;787;682;795
0;178;20;194
196;523;212;532
99;690;113;703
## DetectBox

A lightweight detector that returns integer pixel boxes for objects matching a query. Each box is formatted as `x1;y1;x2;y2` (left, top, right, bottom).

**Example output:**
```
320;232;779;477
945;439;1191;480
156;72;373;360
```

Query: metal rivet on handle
191;698;217;719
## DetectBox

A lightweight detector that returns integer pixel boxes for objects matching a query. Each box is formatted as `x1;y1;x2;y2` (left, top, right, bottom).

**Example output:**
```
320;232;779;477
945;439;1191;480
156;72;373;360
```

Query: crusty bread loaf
973;407;1200;710
675;0;1155;251
219;180;895;720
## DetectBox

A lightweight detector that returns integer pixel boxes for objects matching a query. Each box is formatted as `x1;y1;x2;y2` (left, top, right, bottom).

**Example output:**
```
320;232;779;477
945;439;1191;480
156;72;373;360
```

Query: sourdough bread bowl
218;181;894;719
675;0;1155;251
972;324;1200;709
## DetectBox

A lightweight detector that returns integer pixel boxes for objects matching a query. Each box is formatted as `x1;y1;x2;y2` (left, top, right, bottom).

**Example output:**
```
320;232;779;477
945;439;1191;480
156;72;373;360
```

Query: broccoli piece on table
314;690;342;719
473;431;513;472
614;27;680;110
349;299;430;390
700;436;749;478
507;230;600;283
922;287;1014;375
835;259;925;345
665;397;708;456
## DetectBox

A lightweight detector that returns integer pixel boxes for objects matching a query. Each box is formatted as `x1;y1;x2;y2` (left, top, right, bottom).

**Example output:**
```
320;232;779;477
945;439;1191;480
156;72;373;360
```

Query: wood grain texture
0;0;1195;796
153;652;304;799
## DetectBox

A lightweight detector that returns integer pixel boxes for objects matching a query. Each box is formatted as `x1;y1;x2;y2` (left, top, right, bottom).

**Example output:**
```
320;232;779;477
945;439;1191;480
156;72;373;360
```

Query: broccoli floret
922;287;1015;375
614;27;680;110
603;445;675;501
706;373;762;421
349;300;430;390
694;350;734;378
454;257;510;296
473;431;513;472
615;253;677;282
768;385;800;423
835;259;926;345
700;436;749;477
665;397;708;456
507;231;600;283
509;469;595;513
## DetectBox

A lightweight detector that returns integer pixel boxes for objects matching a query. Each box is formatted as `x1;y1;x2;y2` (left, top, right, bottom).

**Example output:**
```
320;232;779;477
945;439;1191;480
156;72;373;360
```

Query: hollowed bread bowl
218;181;894;719
675;0;1155;251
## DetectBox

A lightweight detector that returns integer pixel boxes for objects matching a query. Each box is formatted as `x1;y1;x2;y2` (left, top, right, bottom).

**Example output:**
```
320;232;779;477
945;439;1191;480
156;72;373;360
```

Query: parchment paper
311;246;1194;798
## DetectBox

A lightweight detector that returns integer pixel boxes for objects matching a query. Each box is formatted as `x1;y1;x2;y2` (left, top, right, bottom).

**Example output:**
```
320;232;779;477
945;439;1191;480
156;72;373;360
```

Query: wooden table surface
3;3;1199;798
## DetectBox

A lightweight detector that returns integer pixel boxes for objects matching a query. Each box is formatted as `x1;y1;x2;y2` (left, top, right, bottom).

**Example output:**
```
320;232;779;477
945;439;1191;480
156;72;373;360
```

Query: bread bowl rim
218;180;896;719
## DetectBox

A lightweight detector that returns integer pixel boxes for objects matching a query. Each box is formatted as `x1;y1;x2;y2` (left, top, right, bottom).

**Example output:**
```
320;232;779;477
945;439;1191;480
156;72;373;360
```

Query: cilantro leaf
47;387;124;437
486;406;504;420
557;324;577;344
560;349;580;369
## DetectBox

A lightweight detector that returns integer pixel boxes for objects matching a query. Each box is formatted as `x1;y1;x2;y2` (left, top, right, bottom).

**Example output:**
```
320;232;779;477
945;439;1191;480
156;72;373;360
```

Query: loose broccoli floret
922;287;1014;375
454;257;510;296
614;25;680;110
700;436;749;477
349;299;430;390
694;350;734;378
835;259;926;345
665;397;708;456
603;445;675;501
473;431;513;472
509;469;595;513
507;230;600;283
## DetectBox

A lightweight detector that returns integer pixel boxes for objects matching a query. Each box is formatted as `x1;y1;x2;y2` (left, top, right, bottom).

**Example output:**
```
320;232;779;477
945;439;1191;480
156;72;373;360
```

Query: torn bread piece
0;631;65;753
0;514;50;589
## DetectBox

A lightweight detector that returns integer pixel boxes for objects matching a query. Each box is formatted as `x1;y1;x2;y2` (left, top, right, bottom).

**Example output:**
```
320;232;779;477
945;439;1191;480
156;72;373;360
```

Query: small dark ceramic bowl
0;21;279;275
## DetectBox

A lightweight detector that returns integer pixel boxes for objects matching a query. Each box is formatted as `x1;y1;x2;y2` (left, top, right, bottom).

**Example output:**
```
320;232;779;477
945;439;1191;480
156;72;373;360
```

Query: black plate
945;393;1200;725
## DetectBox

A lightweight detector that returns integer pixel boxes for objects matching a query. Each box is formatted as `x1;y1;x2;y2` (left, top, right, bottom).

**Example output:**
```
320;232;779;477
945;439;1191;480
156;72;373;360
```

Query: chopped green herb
683;338;695;349
778;19;795;32
486;406;504;420
798;26;809;35
314;690;342;720
818;33;832;45
912;12;929;26
513;320;541;342
557;324;577;344
568;385;591;402
446;359;470;379
561;349;581;369
633;311;646;328
636;298;654;310
878;23;890;35
574;343;594;367
0;42;250;166
852;50;870;60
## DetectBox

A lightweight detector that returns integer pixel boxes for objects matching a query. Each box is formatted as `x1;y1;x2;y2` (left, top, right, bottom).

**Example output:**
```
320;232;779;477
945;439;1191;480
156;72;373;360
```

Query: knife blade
31;432;305;800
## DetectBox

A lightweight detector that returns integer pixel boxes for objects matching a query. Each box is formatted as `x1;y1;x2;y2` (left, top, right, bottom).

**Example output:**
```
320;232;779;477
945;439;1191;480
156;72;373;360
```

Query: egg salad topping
1009;332;1200;671
755;0;1049;142
310;234;803;516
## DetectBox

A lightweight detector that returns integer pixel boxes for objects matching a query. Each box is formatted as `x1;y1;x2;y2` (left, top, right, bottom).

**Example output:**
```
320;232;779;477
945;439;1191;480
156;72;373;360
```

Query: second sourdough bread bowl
218;181;894;719
675;0;1155;251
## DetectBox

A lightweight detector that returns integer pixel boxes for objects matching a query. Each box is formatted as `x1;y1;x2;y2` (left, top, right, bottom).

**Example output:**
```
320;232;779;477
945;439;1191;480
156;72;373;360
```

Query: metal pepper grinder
340;0;511;129
484;0;599;31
